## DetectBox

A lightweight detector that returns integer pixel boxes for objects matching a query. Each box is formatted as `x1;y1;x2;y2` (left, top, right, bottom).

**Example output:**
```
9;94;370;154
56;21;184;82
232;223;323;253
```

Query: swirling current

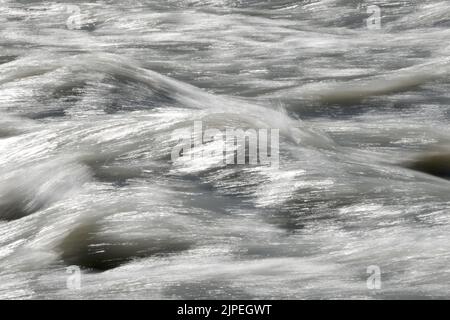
0;0;449;299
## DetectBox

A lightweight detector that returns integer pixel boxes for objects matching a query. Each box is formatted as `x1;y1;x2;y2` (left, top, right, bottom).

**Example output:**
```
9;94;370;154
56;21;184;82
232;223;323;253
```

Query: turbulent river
0;0;449;299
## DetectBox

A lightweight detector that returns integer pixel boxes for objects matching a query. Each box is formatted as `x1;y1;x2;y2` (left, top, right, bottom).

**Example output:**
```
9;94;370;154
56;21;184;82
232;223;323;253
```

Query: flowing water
0;0;449;299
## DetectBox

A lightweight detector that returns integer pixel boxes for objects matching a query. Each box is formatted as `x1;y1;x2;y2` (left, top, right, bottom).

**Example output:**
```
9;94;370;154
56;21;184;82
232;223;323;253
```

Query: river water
0;0;449;299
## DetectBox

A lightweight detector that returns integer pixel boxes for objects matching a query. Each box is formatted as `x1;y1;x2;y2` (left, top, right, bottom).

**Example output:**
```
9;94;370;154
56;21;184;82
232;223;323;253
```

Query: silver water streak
0;0;449;299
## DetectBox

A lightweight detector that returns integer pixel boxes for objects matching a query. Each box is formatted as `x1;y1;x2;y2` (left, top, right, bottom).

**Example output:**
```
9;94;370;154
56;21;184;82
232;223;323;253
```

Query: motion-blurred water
0;0;449;299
